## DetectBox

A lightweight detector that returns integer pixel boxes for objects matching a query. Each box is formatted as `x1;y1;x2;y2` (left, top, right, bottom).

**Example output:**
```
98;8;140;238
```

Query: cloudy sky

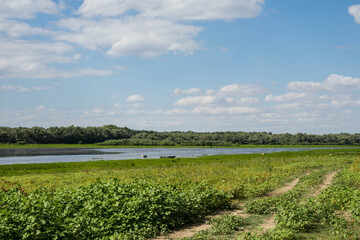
1;0;360;133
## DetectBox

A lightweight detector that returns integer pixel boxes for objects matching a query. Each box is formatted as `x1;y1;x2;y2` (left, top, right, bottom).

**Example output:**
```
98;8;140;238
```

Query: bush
0;179;231;239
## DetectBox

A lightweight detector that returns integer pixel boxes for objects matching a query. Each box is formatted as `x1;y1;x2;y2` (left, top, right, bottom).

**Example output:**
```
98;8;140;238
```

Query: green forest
0;125;359;146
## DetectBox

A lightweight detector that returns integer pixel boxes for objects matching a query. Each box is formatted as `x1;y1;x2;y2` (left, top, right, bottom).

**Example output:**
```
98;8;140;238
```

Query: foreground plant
0;179;230;239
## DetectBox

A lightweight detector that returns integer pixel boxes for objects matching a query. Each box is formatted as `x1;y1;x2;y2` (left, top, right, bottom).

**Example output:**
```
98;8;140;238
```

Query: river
0;147;331;165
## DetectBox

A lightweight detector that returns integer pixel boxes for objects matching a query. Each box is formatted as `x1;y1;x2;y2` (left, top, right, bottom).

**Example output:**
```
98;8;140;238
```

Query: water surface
0;147;326;165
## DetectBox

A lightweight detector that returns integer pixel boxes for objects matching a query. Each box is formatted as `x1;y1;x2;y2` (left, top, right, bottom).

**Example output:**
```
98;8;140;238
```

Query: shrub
0;179;230;239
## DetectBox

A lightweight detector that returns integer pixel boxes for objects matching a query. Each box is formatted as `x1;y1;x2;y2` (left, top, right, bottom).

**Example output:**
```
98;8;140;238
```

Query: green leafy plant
0;179;230;239
207;214;248;235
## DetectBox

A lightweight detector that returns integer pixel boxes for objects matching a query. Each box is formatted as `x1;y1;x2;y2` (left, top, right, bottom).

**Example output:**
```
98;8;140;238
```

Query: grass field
1;147;360;239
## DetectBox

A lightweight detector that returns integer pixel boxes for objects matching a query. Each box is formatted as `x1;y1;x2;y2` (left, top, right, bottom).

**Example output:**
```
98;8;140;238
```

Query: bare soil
267;177;300;197
309;171;337;197
155;221;212;239
257;214;276;232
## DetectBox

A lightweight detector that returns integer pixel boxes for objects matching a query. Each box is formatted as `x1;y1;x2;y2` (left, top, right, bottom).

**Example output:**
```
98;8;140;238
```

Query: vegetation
244;169;329;215
1;125;360;146
1;148;360;239
0;180;229;240
238;158;360;239
185;215;249;239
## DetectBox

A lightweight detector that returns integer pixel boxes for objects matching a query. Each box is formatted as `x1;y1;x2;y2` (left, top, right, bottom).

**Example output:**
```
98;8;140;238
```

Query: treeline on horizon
0;125;359;146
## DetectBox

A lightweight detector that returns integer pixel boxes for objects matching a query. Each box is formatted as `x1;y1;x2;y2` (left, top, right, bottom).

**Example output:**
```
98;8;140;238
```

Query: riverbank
0;143;355;149
0;147;121;157
1;147;359;178
0;146;351;166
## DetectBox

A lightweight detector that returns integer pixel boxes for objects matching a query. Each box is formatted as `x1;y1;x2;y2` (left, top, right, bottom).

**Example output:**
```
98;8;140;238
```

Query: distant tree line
0;125;359;146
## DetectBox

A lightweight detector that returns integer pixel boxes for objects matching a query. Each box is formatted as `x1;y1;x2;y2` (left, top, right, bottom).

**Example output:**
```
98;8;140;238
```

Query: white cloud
206;89;216;95
57;0;264;58
0;0;265;81
219;84;267;97
33;86;55;91
1;39;74;65
35;105;46;111
239;97;259;105
349;5;360;24
17;88;32;92
261;113;275;118
327;94;360;108
126;94;145;102
272;102;302;110
174;95;229;106
265;92;307;102
114;65;126;71
56;16;202;57
0;19;50;38
287;81;323;92
0;0;265;73
130;103;142;109
324;74;360;91
35;105;54;112
173;88;201;95
1;85;23;90
74;54;82;60
85;108;118;117
62;68;114;78
78;0;264;20
1;84;57;92
174;85;263;108
192;106;258;115
330;100;351;107
288;74;360;92
127;109;143;115
0;0;59;19
0;39;114;79
165;109;188;115
318;95;329;100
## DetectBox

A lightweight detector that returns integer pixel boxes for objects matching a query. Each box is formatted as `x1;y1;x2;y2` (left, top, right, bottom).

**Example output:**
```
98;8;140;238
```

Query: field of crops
1;148;360;239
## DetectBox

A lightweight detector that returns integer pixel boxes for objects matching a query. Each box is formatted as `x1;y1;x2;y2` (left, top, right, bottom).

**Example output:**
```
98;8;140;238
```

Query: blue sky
1;0;360;133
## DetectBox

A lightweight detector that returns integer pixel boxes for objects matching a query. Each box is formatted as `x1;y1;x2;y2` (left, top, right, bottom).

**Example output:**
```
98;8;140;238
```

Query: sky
1;0;360;134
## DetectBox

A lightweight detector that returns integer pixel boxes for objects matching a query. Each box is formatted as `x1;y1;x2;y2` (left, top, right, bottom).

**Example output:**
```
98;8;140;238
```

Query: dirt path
154;176;302;240
257;214;276;232
154;210;248;240
267;177;300;197
155;221;212;239
246;177;304;234
309;171;337;197
246;171;338;237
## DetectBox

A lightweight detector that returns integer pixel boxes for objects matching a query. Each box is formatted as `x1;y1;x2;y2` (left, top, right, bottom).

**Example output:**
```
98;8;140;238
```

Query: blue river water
0;147;332;165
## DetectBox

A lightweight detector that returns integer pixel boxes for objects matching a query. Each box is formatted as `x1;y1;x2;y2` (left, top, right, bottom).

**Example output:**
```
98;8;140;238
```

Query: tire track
308;171;337;197
154;176;303;240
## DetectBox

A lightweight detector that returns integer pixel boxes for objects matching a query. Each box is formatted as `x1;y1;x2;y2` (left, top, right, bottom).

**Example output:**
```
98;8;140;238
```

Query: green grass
0;148;357;178
1;148;359;192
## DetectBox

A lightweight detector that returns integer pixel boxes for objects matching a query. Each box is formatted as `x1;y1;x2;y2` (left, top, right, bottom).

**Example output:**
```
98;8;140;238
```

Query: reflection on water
0;147;326;165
